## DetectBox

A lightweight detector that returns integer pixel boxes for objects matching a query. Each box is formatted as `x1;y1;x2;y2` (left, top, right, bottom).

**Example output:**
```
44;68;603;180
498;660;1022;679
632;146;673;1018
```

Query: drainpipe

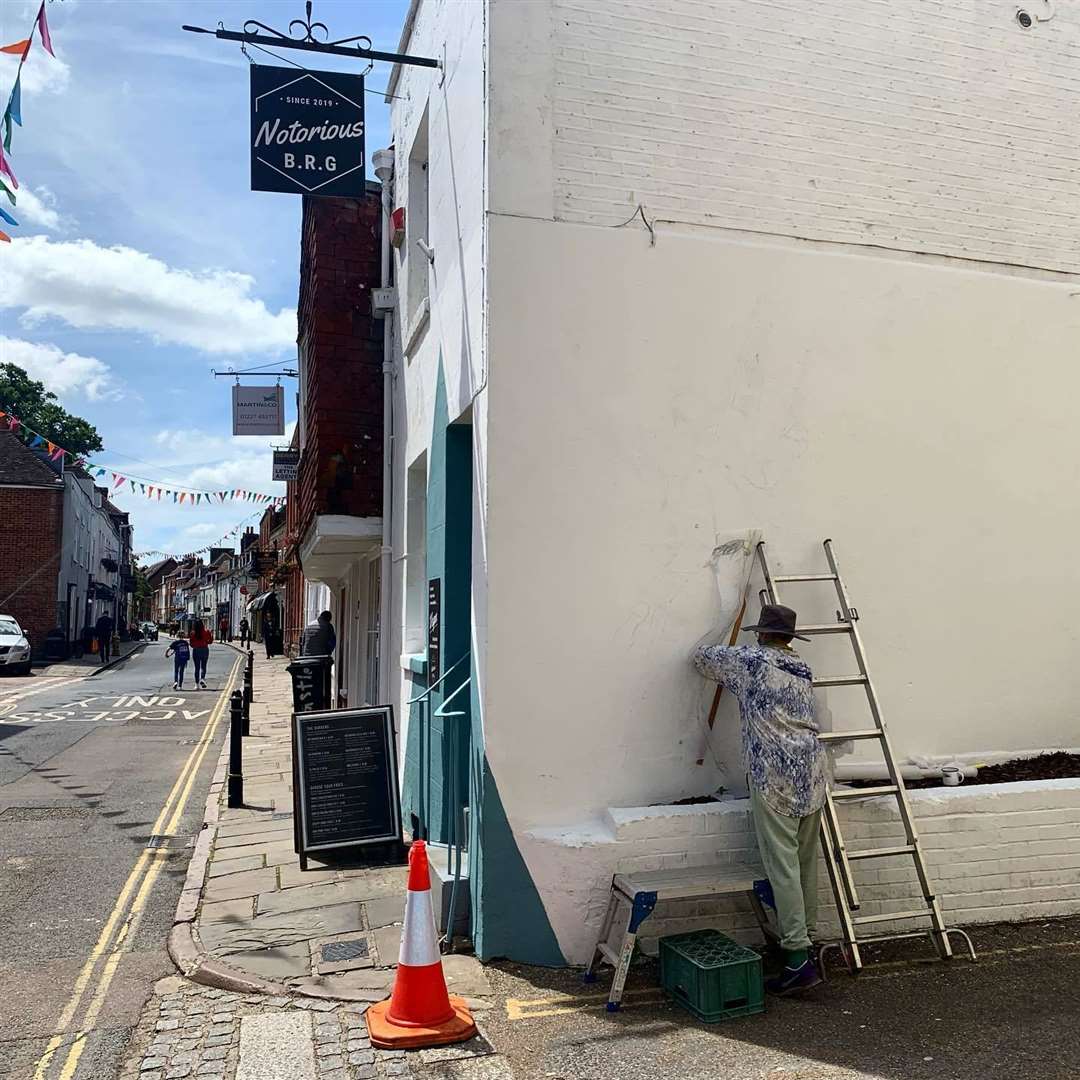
372;146;395;705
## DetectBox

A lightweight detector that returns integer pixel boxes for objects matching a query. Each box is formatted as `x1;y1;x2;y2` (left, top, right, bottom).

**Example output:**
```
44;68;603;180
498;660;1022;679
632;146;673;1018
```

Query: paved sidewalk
34;638;145;677
142;649;506;1079
120;976;509;1080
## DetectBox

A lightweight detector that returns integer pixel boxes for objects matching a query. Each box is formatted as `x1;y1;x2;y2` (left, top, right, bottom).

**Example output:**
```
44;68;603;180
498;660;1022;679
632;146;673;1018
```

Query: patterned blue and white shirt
693;643;827;818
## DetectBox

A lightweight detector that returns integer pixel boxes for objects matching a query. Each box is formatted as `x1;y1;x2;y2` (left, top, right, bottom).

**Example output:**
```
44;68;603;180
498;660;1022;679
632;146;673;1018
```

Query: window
404;456;427;654
404;108;430;336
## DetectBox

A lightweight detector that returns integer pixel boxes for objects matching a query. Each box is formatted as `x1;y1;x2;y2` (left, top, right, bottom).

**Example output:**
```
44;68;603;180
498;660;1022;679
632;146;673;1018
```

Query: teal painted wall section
400;667;426;835
403;366;562;962
414;364;473;847
471;742;565;966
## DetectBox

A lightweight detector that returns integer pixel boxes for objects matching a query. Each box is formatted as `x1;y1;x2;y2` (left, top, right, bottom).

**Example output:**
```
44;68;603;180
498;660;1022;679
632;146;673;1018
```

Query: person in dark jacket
95;613;114;664
238;617;250;648
300;611;336;658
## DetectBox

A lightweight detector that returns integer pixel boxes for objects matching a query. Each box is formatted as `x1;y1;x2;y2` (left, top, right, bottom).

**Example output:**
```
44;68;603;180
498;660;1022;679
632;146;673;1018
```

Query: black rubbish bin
286;655;333;713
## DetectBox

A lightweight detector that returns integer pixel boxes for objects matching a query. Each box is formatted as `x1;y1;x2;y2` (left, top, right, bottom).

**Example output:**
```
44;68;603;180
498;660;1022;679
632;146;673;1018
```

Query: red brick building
0;433;65;653
292;189;385;702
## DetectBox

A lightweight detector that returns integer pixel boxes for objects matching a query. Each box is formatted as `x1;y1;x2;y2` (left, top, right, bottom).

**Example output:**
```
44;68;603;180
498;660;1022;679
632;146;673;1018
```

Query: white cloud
16;186;67;231
2;237;297;354
0;335;119;401
182;522;222;539
0;49;70;97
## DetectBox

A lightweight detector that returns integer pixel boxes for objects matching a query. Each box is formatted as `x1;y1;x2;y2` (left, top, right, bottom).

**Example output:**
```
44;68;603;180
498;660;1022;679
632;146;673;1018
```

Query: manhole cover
0;807;92;822
321;939;370;963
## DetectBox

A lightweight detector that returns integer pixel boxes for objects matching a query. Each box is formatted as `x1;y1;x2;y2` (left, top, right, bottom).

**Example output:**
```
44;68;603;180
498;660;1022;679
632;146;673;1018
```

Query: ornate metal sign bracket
182;0;439;69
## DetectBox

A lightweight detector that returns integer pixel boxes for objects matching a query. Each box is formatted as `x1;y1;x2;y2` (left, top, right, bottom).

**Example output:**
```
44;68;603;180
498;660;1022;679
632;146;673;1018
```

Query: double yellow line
33;654;242;1080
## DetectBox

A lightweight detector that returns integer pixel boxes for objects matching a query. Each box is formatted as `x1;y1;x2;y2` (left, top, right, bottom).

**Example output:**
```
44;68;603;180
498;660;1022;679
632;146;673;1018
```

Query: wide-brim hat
741;603;809;642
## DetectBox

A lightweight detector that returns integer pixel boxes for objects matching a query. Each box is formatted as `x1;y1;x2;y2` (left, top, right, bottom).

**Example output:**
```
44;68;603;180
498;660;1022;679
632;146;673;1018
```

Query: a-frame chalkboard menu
292;705;402;869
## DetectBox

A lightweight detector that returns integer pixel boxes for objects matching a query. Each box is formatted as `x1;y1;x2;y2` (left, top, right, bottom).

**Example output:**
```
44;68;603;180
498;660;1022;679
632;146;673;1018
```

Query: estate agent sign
250;64;365;197
232;385;285;436
272;449;300;482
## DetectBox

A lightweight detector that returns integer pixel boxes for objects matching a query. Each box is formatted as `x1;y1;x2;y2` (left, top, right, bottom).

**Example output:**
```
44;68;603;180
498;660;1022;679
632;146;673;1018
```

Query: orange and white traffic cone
366;839;478;1050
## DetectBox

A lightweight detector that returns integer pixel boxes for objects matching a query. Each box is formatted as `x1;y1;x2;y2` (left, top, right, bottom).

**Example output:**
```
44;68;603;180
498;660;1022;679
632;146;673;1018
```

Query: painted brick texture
597;781;1080;954
0;486;63;655
552;0;1080;274
296;193;384;542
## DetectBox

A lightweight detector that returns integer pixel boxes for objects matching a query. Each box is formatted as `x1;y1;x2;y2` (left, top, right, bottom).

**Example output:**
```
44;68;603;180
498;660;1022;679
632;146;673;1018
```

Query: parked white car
0;616;31;675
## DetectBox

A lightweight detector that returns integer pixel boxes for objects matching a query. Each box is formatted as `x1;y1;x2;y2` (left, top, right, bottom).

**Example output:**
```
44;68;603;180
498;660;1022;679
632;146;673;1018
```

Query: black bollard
242;656;252;736
227;689;244;808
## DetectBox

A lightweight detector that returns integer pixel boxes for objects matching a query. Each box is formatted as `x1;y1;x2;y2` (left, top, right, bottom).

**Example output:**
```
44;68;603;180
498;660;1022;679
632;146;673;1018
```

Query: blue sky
0;0;408;557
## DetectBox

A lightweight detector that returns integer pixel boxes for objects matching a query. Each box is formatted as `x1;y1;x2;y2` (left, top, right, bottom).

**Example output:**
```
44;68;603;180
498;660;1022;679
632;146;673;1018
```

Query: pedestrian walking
95;612;114;664
238;617;250;648
189;619;214;689
261;609;277;659
219;614;229;643
165;634;191;689
300;610;336;658
693;603;828;996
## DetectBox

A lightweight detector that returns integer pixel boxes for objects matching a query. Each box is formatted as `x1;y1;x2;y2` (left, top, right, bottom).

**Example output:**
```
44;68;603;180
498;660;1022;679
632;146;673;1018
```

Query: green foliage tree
132;562;152;622
0;363;104;457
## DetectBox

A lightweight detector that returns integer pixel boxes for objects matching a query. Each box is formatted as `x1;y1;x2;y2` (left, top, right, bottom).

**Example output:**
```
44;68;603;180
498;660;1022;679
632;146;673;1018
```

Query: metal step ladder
756;539;976;972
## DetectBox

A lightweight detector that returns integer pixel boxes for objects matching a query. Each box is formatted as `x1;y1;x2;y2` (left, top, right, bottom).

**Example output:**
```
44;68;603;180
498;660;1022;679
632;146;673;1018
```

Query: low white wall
522;779;1080;963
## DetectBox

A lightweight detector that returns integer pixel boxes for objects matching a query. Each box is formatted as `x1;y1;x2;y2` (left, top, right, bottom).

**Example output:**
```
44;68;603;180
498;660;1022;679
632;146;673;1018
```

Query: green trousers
750;787;821;951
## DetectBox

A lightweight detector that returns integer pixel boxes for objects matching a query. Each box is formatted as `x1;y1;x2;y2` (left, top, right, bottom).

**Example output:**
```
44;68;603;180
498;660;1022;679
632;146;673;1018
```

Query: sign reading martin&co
232;385;285;436
250;64;365;197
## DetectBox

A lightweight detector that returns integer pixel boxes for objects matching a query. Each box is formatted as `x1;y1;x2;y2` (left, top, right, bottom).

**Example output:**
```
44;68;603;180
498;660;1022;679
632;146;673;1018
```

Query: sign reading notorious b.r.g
250;64;365;197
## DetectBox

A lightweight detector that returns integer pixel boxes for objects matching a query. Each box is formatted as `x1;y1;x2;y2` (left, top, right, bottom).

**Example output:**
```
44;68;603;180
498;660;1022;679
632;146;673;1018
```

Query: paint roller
694;529;762;766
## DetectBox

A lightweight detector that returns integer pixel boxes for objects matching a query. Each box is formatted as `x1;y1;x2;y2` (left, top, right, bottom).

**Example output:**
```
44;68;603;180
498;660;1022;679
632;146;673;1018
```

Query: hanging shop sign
250;64;365;197
427;579;441;688
272;449;300;482
291;705;402;869
232;384;285;436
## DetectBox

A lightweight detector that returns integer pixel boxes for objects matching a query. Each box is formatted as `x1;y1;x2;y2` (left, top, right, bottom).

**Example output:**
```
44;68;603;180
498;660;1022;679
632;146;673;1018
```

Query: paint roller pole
695;596;748;765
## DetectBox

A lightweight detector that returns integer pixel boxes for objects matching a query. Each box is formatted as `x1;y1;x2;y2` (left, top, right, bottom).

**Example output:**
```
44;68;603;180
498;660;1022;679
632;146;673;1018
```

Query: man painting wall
693;603;828;994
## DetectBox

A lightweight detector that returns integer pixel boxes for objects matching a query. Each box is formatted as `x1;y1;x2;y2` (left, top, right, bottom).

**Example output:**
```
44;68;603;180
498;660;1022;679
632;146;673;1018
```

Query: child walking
166;634;191;689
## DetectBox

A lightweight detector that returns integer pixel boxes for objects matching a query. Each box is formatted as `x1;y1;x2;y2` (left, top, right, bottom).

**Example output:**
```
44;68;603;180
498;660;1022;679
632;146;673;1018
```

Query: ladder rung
797;623;853;635
831;785;899;800
819;729;881;742
773;573;838;583
813;674;869;687
847;845;916;861
852;909;932;926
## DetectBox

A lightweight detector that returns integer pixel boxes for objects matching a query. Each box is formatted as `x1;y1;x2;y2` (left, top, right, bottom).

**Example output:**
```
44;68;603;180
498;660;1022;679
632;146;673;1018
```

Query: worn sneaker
766;960;822;996
200;680;207;689
172;682;178;690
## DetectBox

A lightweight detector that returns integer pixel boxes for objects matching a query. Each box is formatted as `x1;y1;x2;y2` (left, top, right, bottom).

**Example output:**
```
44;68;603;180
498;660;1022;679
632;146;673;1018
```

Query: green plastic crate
659;929;765;1022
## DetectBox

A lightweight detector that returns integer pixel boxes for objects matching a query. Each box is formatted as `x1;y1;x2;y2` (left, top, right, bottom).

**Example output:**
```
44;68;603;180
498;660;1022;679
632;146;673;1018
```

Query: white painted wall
523;781;1080;963
387;0;489;738
486;215;1080;825
387;0;1080;963
549;0;1080;276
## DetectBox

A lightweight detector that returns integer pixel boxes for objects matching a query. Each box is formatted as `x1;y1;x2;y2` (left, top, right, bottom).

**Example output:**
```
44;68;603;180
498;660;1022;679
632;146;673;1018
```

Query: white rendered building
381;0;1080;964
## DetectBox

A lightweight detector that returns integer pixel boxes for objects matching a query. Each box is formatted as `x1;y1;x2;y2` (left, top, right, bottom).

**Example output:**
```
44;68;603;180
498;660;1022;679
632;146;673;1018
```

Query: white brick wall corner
528;778;1080;962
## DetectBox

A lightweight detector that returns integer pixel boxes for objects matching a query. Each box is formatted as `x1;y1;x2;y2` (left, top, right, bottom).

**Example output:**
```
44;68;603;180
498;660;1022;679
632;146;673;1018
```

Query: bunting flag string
0;406;285;508
0;2;59;234
134;504;279;562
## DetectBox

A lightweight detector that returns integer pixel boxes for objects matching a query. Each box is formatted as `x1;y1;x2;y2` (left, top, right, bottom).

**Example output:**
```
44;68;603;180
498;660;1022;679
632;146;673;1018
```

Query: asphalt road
0;643;242;1080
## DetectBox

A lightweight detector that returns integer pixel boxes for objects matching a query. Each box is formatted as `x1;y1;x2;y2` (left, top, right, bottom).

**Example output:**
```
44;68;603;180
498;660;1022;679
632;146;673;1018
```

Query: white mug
941;765;964;787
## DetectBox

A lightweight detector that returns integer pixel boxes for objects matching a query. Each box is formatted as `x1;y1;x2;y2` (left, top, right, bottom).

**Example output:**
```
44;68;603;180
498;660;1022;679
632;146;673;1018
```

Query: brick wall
593;781;1080;955
295;192;384;543
0;486;64;655
551;0;1080;274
